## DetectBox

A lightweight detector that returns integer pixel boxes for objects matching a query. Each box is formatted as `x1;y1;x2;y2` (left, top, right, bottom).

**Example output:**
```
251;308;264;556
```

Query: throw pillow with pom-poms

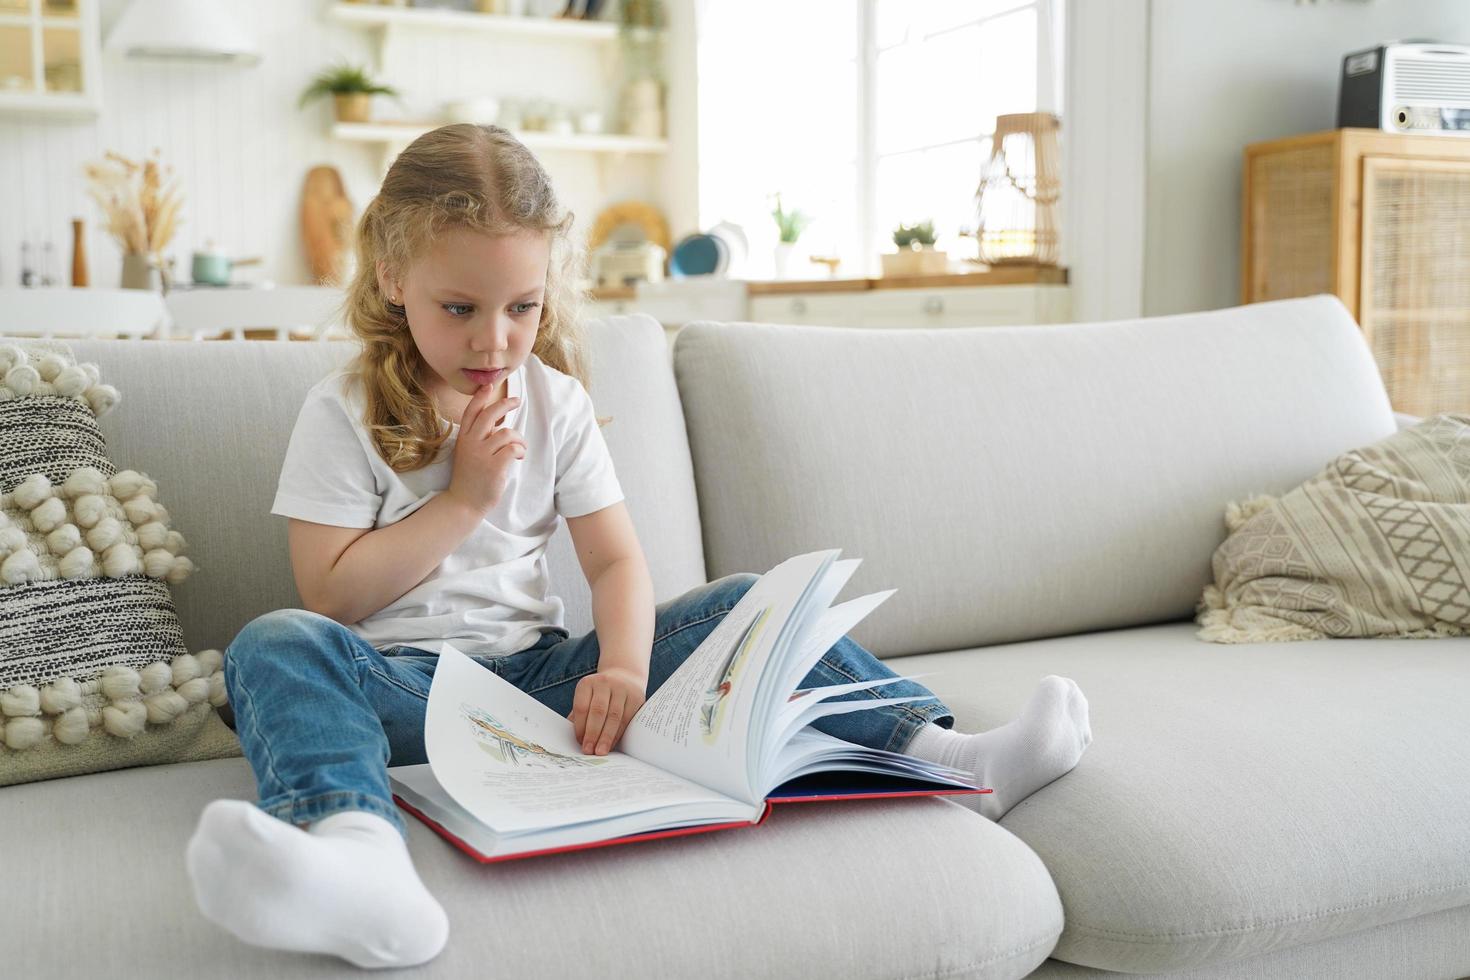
0;340;239;786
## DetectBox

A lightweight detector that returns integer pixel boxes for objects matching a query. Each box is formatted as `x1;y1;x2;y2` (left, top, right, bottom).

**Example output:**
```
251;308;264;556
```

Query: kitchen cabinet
586;268;1071;342
748;283;1069;329
0;0;100;117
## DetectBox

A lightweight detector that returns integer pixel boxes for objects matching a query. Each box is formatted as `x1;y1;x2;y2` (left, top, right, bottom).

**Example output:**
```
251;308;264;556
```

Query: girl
184;124;1092;970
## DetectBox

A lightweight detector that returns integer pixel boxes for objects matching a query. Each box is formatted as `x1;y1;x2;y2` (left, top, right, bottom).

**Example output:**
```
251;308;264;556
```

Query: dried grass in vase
83;149;184;258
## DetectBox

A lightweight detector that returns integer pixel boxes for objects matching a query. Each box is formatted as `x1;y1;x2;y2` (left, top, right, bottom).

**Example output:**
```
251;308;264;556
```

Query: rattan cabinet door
1244;141;1337;305
1360;155;1470;416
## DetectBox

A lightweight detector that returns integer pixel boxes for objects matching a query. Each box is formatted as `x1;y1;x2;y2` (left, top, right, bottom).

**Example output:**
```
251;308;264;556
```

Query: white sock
185;799;449;969
905;675;1092;821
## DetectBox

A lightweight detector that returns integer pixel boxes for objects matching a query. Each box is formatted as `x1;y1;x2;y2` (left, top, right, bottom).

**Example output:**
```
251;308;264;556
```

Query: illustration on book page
699;605;771;742
463;704;609;770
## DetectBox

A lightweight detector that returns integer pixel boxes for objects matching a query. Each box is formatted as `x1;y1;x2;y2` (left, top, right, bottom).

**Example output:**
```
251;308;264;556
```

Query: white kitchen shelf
327;2;621;42
0;90;96;114
332;121;667;155
0;14;87;28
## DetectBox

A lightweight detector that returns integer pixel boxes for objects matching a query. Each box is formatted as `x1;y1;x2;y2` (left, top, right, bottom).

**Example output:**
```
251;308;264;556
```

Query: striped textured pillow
0;340;238;786
1197;413;1470;644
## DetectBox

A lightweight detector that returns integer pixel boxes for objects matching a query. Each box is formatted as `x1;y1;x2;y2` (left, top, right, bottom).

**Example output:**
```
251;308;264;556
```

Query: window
698;0;1062;279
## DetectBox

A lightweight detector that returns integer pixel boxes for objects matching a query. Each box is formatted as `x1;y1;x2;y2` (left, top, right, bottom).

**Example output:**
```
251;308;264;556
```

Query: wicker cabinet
1243;128;1470;416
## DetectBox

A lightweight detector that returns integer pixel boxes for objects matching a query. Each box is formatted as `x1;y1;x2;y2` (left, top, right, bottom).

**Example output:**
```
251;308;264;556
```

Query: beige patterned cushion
1198;413;1470;643
0;340;239;786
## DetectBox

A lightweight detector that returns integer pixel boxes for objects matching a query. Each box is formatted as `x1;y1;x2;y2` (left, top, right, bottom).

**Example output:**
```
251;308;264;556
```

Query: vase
773;242;798;280
622;78;664;138
120;253;159;291
71;218;88;287
334;93;372;123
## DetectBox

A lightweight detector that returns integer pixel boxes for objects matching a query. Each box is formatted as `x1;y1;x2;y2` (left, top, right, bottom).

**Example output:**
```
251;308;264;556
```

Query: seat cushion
1026;902;1470;980
0;756;1063;980
898;622;1470;973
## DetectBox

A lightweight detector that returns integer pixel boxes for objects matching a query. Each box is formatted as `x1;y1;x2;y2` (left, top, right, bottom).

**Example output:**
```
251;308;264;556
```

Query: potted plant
770;192;812;280
298;62;400;124
882;219;949;277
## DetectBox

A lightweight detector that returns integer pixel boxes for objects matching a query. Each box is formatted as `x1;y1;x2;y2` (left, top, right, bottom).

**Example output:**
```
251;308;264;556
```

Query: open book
388;549;988;862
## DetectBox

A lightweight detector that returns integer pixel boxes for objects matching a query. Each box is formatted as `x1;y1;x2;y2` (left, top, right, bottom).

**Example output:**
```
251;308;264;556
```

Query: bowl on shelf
575;108;605;134
670;233;728;278
444;97;502;124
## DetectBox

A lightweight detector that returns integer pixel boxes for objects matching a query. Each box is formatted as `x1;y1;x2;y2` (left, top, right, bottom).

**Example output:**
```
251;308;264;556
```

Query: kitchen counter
589;265;1067;302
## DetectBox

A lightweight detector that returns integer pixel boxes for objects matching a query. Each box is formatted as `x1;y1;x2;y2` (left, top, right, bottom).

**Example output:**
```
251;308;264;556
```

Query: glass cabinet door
0;0;98;113
42;24;80;91
0;22;32;93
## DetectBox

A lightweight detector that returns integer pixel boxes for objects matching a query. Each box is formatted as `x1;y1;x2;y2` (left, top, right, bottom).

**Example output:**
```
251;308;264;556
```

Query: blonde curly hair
339;123;592;473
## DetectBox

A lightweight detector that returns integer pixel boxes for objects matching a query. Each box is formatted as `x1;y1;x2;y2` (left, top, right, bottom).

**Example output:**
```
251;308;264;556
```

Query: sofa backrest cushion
62;312;704;652
672;295;1398;658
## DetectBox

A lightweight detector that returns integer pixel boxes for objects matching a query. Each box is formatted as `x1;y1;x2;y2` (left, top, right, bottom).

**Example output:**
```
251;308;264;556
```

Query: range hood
106;0;261;66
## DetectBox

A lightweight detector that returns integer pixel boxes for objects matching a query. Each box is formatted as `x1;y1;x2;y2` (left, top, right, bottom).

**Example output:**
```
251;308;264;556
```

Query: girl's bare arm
289;492;484;625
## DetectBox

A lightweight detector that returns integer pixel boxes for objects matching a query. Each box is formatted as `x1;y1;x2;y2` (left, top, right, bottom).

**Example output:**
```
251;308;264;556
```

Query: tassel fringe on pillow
0;649;228;751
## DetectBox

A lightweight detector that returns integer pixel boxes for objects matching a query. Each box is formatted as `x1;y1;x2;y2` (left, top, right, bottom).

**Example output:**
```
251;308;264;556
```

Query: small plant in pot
298;62;400;124
893;220;936;250
770;192;812;280
883;219;948;277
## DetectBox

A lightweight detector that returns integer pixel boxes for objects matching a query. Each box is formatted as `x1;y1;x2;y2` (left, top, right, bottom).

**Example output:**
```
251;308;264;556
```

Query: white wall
1063;0;1147;324
0;0;685;290
1145;0;1470;316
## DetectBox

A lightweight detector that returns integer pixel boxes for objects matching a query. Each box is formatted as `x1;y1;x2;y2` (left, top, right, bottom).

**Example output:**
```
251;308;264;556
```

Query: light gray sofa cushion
1;756;1063;980
672;295;1397;658
59;313;704;651
1027;902;1470;980
897;622;1470;974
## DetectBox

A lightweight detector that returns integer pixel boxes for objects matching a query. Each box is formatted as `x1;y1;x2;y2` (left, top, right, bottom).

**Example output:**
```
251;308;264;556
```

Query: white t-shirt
270;354;623;657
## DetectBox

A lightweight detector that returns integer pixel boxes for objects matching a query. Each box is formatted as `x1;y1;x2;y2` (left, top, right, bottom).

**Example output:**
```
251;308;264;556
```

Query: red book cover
396;772;991;864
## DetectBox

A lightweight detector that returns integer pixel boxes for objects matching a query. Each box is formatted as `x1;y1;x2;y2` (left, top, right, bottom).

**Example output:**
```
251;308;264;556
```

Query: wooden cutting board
301;165;354;285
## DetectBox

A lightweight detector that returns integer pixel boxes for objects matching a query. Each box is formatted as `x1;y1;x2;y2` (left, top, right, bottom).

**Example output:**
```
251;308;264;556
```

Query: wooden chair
0;287;168;339
164;286;349;342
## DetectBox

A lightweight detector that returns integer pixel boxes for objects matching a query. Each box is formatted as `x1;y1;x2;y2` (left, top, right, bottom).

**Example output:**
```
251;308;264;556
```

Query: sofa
3;294;1468;979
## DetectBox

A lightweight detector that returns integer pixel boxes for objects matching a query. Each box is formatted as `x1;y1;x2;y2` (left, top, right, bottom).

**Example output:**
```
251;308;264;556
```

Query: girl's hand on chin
446;384;524;515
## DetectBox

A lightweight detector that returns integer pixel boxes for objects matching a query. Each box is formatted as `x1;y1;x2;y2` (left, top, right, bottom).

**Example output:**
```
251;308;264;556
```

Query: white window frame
687;0;1058;277
695;1;1063;278
858;0;1063;275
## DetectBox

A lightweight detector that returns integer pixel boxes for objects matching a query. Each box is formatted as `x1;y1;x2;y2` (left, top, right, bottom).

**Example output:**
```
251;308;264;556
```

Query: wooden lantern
975;112;1061;266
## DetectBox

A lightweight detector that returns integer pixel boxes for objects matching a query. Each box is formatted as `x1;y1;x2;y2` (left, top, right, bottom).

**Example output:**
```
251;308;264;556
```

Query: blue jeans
224;572;954;838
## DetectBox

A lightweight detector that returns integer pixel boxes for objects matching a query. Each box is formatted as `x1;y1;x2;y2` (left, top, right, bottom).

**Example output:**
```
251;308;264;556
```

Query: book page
390;763;755;861
771;589;897;704
758;671;940;776
412;644;746;835
765;728;977;797
619;550;839;804
747;560;866;745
